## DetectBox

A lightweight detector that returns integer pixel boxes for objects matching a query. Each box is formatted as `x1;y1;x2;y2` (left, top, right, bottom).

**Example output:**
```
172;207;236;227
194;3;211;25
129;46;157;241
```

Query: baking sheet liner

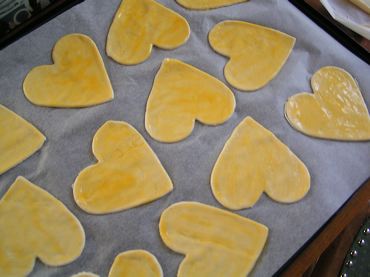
0;0;369;276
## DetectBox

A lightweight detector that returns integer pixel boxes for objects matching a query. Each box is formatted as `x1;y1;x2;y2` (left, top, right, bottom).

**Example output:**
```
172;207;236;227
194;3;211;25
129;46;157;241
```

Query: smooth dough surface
0;177;85;277
0;104;45;175
285;66;370;141
107;0;190;65
24;34;113;107
349;0;370;14
159;201;268;277
211;117;310;210
176;0;247;10
108;250;163;277
73;120;173;214
209;20;295;91
145;58;235;142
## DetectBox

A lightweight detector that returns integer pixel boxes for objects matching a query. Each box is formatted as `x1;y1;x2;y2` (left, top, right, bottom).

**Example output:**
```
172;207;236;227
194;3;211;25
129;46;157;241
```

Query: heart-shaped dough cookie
176;0;247;10
109;250;163;277
285;66;370;141
159;201;268;277
211;117;310;210
73;120;173;214
106;0;190;65
145;58;235;142
23;34;114;107
0;104;45;175
0;177;85;277
209;20;295;91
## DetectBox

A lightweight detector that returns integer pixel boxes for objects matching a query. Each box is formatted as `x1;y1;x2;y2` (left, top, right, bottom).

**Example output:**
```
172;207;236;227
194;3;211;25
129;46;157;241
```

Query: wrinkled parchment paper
0;0;369;276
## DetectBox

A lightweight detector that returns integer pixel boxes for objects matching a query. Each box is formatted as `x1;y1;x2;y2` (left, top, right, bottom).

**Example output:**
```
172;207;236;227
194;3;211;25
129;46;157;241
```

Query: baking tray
0;0;369;276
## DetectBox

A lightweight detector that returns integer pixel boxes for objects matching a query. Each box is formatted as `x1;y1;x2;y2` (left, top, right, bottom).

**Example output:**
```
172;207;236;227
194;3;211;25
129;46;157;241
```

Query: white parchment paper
0;0;369;276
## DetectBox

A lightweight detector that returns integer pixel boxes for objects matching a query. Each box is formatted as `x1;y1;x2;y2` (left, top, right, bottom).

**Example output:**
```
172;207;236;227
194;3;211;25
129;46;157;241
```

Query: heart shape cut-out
0;104;45;175
176;0;247;10
159;201;268;277
211;117;310;210
0;177;85;277
106;0;190;65
285;66;370;141
145;58;235;142
23;34;114;108
73;120;173;214
209;20;295;91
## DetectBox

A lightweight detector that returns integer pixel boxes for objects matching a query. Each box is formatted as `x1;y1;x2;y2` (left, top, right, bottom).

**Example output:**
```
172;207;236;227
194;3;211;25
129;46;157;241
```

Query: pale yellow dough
0;177;85;277
107;0;190;65
159;201;268;277
145;58;235;142
285;66;370;141
349;0;370;14
23;34;113;107
71;272;100;277
73;121;173;214
176;0;247;10
0;104;45;175
108;250;163;277
209;20;295;91
211;117;310;210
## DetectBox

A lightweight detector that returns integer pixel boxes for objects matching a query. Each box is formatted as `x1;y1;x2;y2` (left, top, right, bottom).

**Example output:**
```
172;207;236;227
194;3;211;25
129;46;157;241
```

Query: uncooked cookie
285;66;370;141
109;250;163;277
73;121;173;214
211;117;310;210
0;177;85;277
176;0;247;10
107;0;190;65
209;20;295;91
159;201;268;277
0;104;45;175
145;58;235;142
23;34;113;107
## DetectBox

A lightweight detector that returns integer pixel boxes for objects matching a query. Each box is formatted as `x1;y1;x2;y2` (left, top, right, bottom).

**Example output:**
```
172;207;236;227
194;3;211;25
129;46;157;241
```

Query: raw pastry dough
0;177;85;277
71;273;100;277
285;66;370;141
209;20;295;91
159;201;268;277
107;0;190;65
211;117;310;210
73;121;173;214
145;58;235;142
108;250;163;277
23;34;113;107
349;0;370;14
0;104;45;175
176;0;247;10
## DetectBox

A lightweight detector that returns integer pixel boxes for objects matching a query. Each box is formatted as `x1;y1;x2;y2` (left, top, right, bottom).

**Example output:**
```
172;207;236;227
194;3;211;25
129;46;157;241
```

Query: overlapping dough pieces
211;117;310;210
145;58;235;142
73;121;173;214
176;0;247;10
23;34;113;107
109;250;163;277
107;0;190;65
159;201;268;277
0;177;85;277
285;66;370;141
0;105;45;175
209;20;295;91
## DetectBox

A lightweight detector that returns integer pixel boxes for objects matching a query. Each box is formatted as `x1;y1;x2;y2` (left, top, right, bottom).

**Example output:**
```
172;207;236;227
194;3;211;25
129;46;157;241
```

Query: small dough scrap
71;272;100;277
145;58;235;142
0;104;45;175
211;117;310;210
108;250;163;277
107;0;190;65
159;201;268;277
24;34;114;107
0;177;85;277
285;66;370;141
209;20;295;91
176;0;247;10
73;121;173;214
349;0;370;14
